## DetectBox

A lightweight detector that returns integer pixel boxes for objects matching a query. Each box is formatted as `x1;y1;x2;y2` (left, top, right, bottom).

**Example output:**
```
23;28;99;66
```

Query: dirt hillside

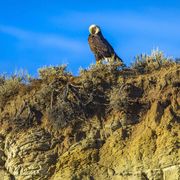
0;52;179;180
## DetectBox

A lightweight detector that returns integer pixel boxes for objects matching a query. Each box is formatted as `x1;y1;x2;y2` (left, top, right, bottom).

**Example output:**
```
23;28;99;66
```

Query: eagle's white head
89;24;101;35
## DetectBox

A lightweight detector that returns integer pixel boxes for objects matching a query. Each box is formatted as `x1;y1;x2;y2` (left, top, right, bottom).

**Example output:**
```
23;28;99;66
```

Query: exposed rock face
4;129;58;180
0;64;179;180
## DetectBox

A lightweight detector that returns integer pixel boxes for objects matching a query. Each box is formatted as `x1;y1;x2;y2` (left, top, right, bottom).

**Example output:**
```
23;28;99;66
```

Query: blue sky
0;0;180;75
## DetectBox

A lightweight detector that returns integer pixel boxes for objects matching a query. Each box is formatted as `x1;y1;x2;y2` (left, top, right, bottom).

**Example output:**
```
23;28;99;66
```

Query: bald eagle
88;24;123;65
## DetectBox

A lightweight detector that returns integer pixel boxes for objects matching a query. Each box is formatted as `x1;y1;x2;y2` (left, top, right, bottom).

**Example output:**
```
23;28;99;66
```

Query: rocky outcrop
0;63;179;180
4;129;59;180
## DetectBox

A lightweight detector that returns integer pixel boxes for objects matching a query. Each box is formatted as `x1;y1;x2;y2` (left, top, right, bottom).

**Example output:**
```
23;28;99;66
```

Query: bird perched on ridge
88;24;123;65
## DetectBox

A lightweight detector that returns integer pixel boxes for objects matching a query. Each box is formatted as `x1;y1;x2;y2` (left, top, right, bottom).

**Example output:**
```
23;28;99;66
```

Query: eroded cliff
0;57;179;180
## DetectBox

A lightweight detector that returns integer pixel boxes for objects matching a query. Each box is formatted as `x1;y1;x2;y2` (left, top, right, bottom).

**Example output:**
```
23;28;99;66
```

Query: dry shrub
132;49;175;73
0;76;5;85
38;65;71;83
79;63;122;87
36;65;72;110
0;77;22;109
35;65;84;128
0;71;30;109
48;96;83;129
109;84;128;112
78;63;124;117
109;83;144;124
39;63;124;128
109;83;143;111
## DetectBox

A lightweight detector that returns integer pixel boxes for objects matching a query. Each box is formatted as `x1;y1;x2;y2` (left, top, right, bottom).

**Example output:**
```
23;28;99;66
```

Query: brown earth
0;63;179;180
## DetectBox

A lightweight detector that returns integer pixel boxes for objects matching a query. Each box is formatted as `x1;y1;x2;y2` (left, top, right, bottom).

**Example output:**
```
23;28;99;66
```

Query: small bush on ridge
132;49;174;73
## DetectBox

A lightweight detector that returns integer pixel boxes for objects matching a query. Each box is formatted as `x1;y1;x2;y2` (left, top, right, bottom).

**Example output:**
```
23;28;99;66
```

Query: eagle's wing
88;34;114;57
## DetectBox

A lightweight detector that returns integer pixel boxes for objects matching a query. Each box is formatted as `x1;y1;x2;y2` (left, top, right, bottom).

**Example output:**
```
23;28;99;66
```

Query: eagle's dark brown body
88;25;123;64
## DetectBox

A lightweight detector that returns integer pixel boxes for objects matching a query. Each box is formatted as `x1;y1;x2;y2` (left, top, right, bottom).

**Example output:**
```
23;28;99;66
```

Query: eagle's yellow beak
89;24;101;34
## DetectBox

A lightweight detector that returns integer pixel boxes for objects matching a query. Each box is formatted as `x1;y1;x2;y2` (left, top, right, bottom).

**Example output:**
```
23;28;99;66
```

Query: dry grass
0;72;29;109
132;49;175;73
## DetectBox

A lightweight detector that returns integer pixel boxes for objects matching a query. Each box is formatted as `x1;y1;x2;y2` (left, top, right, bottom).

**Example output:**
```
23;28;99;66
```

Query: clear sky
0;0;180;75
